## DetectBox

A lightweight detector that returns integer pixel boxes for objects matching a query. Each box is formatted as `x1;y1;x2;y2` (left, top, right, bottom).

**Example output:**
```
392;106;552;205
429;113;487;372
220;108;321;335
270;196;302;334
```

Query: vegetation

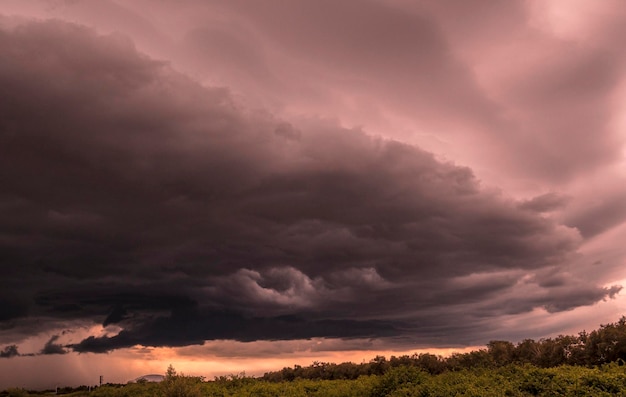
262;316;626;382
7;365;626;397
5;317;626;396
161;365;203;397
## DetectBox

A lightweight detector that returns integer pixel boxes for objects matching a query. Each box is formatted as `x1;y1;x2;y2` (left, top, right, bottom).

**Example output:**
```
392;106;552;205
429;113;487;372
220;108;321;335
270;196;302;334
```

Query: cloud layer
0;18;620;355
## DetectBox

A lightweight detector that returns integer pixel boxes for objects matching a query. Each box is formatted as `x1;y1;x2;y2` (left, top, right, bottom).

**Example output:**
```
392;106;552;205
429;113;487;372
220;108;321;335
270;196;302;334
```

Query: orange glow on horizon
133;343;483;380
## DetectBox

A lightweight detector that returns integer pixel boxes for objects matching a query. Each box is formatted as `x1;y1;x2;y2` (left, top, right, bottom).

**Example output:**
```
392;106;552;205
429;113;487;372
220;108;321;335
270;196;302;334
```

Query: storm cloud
0;346;19;359
40;335;68;355
0;17;619;354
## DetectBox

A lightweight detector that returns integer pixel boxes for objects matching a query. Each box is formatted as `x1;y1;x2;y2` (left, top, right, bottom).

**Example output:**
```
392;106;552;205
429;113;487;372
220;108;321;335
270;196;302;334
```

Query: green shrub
5;389;28;397
160;365;202;397
370;366;428;397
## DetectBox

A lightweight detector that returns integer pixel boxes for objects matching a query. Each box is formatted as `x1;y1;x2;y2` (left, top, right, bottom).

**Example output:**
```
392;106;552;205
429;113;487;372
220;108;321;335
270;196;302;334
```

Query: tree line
262;316;626;381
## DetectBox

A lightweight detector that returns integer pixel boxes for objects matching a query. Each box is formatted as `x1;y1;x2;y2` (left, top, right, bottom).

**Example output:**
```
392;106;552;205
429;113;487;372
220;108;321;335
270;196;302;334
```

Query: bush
160;365;203;397
370;366;427;397
5;389;28;397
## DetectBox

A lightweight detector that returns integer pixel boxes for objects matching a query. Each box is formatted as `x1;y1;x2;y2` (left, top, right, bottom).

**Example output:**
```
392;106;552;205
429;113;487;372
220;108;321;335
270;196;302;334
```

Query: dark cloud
103;304;129;327
0;345;19;359
70;309;400;353
0;18;617;352
0;295;28;322
40;335;67;355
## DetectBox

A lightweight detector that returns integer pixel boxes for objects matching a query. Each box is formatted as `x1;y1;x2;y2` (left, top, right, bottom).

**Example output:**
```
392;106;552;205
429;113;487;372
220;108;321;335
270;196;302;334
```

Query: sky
1;0;626;390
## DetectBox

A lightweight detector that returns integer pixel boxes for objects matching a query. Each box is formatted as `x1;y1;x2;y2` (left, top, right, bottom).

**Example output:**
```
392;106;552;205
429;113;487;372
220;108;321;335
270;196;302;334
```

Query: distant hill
129;374;165;383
